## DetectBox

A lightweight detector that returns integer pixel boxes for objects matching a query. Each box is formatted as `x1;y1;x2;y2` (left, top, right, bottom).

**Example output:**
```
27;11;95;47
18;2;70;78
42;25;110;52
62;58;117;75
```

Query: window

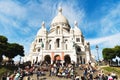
56;39;60;48
49;45;51;50
65;44;67;50
57;26;60;34
65;39;67;50
76;38;80;42
38;48;40;52
49;40;51;50
39;39;42;42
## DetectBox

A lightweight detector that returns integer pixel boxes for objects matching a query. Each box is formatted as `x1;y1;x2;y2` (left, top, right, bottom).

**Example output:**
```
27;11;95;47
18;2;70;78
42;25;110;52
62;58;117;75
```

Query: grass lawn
101;66;120;78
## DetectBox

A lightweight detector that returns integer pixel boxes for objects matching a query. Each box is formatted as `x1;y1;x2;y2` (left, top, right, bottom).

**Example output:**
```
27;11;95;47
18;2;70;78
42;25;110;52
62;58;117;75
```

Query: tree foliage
0;35;24;62
102;45;120;61
0;35;8;43
102;48;115;61
114;46;120;57
0;35;8;62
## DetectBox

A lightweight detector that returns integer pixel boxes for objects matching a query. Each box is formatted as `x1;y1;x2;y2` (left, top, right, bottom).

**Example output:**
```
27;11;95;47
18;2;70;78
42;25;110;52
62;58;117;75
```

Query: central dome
51;7;69;25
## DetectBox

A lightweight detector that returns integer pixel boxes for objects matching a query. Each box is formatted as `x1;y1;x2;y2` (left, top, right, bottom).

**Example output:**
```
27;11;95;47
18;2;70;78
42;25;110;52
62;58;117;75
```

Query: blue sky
0;0;120;61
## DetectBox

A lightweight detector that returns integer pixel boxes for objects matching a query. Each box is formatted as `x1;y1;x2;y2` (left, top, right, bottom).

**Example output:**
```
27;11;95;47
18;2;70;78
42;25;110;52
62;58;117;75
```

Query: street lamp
96;45;99;62
19;57;21;65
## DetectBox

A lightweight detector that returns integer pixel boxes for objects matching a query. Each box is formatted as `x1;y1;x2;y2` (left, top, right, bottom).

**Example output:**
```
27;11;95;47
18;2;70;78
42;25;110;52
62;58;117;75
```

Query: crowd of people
1;61;119;80
81;62;118;80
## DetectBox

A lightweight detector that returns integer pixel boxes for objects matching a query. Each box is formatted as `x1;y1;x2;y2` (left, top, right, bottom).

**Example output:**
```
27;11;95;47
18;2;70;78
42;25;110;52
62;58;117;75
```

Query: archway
44;55;51;64
83;58;85;64
76;46;81;55
53;55;61;64
54;55;61;61
64;55;71;64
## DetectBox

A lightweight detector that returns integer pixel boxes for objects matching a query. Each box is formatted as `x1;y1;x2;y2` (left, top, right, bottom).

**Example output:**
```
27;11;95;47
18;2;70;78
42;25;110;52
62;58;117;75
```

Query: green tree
4;43;24;59
102;48;115;61
0;35;8;62
0;35;24;62
114;45;120;57
102;45;120;62
0;35;8;43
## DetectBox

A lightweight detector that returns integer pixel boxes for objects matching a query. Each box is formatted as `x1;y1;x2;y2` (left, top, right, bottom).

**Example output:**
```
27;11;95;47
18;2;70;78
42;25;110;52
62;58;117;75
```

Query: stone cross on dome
41;21;45;28
74;21;78;27
58;7;62;14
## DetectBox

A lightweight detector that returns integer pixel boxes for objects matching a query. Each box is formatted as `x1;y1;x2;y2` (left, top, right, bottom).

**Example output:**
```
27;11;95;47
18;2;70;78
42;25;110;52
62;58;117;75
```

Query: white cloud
80;2;120;38
0;0;27;19
87;33;120;60
100;3;120;36
87;33;120;47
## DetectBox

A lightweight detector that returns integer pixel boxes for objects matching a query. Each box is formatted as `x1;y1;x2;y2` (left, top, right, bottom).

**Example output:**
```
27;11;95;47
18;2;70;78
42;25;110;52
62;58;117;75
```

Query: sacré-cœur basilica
24;7;94;65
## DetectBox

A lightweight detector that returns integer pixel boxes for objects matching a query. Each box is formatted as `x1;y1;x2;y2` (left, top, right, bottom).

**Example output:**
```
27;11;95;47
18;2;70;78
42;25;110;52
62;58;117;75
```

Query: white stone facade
25;7;91;64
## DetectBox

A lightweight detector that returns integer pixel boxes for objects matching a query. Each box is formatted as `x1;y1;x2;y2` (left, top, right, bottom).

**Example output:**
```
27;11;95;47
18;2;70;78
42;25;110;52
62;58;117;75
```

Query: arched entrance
83;58;85;64
64;55;71;64
44;55;51;64
54;55;61;61
53;55;61;64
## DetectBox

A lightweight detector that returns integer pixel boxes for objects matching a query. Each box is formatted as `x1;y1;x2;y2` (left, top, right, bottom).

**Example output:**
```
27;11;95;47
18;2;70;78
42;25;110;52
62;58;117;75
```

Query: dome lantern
41;21;45;28
74;21;78;28
51;7;69;26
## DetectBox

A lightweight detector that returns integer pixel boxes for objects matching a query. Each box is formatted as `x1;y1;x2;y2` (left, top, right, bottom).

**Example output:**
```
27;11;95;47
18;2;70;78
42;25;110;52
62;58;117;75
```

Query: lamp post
19;57;21;65
96;45;99;63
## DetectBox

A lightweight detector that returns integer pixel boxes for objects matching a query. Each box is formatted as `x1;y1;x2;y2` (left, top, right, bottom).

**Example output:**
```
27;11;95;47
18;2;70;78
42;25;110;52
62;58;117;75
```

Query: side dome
73;21;82;35
74;27;82;35
51;7;69;25
37;21;47;36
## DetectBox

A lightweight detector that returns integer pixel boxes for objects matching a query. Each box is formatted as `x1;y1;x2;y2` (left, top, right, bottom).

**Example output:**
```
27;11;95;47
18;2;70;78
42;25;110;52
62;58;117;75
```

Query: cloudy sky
0;0;120;61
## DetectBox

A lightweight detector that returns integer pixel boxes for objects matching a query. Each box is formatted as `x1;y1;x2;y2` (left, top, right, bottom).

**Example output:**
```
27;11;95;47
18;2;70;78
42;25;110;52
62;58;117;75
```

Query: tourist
88;71;93;80
102;74;107;80
50;66;54;76
83;68;87;79
107;73;113;80
2;74;6;80
75;74;80;80
111;72;117;79
14;71;20;80
98;74;102;80
81;75;85;80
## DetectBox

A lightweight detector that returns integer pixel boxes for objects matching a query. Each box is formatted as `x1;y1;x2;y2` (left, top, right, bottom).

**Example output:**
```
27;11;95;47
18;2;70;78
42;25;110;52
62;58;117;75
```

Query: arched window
49;44;51;50
44;55;51;64
57;26;60;34
39;39;42;42
49;40;51;50
64;55;71;64
65;44;67;50
56;38;60;48
65;39;67;50
38;48;40;52
76;38;80;42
